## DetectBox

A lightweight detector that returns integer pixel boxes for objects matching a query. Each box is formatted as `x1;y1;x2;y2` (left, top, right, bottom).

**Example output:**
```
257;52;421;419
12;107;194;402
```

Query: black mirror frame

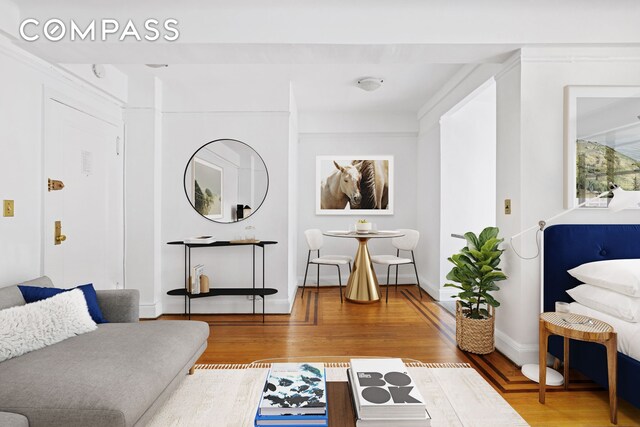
183;138;270;223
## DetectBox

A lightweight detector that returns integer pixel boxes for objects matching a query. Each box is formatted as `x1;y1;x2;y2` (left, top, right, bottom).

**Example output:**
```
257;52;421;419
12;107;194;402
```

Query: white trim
495;329;539;366
440;77;496;119
299;132;418;140
417;64;481;121
139;302;163;319
494;51;522;82
0;34;126;106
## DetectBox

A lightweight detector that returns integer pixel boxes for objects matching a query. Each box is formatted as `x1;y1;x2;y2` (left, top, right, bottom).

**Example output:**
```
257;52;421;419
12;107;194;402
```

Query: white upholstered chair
301;229;352;303
371;229;423;303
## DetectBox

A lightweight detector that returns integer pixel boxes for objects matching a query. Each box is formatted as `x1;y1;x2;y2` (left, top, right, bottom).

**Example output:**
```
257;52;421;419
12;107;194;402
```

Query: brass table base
345;238;381;303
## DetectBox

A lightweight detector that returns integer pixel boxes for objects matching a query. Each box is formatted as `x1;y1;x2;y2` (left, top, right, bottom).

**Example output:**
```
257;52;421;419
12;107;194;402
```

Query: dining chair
301;229;352;303
371;229;423;303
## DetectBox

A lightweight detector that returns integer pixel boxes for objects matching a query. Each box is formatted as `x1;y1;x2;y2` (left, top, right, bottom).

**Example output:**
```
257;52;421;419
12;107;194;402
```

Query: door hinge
48;179;65;191
116;136;121;156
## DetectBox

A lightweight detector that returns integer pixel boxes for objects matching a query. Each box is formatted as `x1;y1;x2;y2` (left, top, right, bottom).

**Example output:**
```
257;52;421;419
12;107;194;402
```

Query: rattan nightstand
539;312;618;424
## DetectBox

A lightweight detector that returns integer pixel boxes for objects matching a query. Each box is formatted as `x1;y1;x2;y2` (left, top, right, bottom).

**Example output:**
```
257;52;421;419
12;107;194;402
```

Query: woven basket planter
455;301;495;354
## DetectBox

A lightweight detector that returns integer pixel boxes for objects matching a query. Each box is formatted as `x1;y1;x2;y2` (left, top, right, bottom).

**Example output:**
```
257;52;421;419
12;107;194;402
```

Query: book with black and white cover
190;264;204;294
184;235;216;244
258;363;327;416
349;358;426;419
347;369;430;427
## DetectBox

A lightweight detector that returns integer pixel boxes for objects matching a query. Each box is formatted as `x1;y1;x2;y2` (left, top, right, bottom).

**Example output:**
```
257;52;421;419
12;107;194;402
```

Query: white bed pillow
568;259;640;297
0;289;97;362
567;284;640;323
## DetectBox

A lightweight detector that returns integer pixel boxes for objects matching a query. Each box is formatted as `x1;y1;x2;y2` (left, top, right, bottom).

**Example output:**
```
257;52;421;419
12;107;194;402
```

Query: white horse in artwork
320;161;363;209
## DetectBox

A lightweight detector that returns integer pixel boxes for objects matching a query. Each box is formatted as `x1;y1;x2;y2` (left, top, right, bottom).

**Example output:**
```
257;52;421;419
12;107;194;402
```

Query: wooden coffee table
538;312;617;424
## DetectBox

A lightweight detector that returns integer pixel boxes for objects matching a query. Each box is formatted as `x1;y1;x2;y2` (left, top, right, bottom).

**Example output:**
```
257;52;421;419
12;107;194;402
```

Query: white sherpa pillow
0;288;97;362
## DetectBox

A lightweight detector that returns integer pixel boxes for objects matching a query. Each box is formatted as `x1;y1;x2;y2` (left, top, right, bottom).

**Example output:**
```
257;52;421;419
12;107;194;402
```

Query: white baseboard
418;276;457;301
495;329;539;366
162;296;293;314
139;302;163;319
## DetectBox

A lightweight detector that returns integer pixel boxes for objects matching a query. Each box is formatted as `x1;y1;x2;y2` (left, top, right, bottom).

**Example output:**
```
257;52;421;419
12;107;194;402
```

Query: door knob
54;221;66;245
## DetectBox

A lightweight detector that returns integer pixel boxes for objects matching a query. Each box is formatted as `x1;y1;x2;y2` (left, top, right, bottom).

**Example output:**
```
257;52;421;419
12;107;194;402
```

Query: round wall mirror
183;139;269;223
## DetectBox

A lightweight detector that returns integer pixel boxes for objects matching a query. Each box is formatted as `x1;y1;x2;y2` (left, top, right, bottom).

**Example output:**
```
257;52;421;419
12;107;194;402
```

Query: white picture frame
564;85;640;208
316;155;394;215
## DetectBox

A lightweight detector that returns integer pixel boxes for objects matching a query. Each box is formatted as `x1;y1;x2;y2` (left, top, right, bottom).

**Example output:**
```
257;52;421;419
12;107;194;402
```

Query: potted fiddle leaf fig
444;227;507;354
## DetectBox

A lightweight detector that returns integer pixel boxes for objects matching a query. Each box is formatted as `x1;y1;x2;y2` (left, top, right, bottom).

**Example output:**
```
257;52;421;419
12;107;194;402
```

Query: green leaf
478;227;499;245
464;232;479;251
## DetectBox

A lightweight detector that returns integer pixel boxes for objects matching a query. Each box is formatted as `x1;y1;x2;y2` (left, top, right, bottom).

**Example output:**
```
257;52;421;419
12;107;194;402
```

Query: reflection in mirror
576;96;640;206
566;86;640;208
184;139;268;223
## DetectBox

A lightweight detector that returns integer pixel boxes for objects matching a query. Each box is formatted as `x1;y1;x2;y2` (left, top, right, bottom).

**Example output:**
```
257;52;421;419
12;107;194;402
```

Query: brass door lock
54;221;67;245
48;179;65;192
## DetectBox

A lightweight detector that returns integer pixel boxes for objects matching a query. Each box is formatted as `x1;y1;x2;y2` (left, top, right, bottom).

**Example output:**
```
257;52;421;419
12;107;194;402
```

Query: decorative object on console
0;289;97;362
184;139;268;223
445;227;506;354
183;235;216;244
316;155;393;215
199;274;210;293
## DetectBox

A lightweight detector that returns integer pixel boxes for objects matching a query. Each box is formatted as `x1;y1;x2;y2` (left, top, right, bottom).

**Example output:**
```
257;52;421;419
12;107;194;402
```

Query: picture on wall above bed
316;155;393;215
565;86;640;208
192;158;223;219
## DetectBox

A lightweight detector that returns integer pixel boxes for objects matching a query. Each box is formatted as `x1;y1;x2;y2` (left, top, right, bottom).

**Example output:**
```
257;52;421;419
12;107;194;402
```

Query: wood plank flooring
158;286;640;426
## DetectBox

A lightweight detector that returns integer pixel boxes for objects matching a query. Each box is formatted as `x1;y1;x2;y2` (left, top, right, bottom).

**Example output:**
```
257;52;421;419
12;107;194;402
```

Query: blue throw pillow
18;283;108;324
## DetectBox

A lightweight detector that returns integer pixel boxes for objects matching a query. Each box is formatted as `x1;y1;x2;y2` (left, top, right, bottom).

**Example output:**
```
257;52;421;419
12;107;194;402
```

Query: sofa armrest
0;412;29;427
96;289;140;323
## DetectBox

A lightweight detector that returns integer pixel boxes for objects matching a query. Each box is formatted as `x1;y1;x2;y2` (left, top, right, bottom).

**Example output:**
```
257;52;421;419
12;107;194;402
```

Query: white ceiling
127;63;463;113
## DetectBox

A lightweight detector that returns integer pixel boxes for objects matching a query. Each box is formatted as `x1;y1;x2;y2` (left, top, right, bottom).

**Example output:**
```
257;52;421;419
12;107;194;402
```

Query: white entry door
43;97;124;290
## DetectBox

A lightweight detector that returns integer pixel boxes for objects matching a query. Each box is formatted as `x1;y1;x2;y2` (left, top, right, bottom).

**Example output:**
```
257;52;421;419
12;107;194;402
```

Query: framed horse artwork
316;155;393;215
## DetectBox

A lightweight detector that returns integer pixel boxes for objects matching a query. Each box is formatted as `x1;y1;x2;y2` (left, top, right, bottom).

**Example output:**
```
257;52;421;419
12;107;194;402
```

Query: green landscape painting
576;139;640;199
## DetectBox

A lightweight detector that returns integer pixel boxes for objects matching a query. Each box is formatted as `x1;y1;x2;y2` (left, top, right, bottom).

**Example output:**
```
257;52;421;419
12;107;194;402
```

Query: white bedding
569;302;640;361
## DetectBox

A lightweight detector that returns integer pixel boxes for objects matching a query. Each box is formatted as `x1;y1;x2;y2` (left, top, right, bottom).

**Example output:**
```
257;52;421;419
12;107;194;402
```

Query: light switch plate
504;199;512;215
3;200;14;217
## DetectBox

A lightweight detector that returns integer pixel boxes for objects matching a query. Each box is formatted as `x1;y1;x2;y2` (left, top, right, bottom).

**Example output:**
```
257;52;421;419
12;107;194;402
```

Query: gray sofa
0;277;209;427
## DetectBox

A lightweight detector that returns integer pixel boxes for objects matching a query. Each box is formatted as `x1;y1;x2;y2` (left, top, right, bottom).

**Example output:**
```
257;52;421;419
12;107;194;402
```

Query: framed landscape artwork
564;86;640;208
316;155;393;215
192;158;223;219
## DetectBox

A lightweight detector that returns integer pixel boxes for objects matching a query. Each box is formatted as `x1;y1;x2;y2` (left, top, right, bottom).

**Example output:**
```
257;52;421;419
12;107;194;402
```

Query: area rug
146;362;529;427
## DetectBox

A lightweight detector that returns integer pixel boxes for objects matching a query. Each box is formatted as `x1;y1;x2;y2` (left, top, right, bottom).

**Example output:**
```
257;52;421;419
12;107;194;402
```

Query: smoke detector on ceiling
357;77;383;92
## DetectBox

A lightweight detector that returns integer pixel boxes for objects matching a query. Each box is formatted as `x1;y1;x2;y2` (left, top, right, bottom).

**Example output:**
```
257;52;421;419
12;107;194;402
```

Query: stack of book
347;358;431;426
255;363;328;427
190;264;204;294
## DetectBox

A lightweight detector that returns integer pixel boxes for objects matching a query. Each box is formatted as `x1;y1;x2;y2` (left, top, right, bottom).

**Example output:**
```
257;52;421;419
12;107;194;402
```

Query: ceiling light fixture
145;64;169;68
357;77;383;92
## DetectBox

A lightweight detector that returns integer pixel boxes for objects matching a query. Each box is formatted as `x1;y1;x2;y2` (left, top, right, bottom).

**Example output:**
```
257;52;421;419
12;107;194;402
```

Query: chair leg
317;259;320;292
348;262;352;273
386;265;391;303
412;251;423;299
302;251;311;299
395;264;399;291
337;265;343;303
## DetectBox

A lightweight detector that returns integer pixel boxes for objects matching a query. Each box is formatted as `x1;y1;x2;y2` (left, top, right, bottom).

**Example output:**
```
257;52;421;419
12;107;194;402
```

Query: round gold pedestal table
323;231;404;304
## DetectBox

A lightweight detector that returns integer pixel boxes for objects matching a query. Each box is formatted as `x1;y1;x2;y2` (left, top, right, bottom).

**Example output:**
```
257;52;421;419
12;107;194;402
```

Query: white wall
494;48;640;365
439;79;496;286
0;36;125;288
160;78;295;314
297;112;421;286
416;64;503;299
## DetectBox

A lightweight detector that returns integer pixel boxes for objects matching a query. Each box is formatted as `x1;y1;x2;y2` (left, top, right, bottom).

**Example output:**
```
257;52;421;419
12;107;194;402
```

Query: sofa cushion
0;277;53;310
0;320;209;427
18;283;108;324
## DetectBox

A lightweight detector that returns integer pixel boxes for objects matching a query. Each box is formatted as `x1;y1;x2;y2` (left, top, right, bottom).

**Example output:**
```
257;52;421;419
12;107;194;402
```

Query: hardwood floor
159;286;640;426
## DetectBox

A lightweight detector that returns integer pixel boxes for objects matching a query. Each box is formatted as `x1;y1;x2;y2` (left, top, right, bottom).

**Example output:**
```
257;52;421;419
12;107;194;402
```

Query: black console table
166;240;278;322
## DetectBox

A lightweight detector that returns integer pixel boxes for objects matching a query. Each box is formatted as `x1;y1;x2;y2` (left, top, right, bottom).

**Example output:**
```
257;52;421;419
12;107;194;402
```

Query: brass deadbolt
48;179;65;192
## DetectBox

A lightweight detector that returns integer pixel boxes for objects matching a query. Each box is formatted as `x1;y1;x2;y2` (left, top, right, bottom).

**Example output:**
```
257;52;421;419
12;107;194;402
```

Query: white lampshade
609;187;640;212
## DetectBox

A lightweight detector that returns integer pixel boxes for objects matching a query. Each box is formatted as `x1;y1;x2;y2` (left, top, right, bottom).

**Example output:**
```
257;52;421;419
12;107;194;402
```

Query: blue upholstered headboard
543;224;640;312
